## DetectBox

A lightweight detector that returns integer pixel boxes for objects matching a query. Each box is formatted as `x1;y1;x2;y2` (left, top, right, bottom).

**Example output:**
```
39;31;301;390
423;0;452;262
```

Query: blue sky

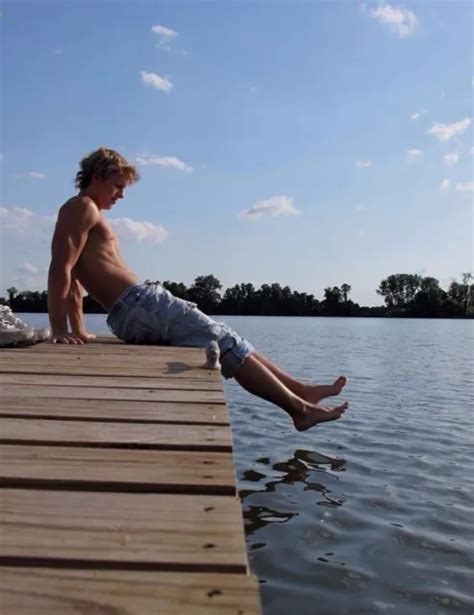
1;0;473;305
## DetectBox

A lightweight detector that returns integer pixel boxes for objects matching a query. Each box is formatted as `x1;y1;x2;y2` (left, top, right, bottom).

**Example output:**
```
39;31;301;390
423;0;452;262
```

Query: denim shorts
106;280;255;379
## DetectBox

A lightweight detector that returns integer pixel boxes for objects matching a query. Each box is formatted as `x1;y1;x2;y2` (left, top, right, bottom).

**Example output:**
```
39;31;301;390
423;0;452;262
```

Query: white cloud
139;71;173;93
109;218;168;243
368;3;418;38
440;179;450;190
410;107;426;120
52;48;63;55
10;264;48;291
455;181;474;192
444;152;459;166
406;148;423;162
356;160;372;168
0;207;168;244
136;154;193;173
17;261;40;275
152;24;178;51
427;118;471;142
354;204;367;211
239;195;300;220
14;171;46;180
0;207;56;237
0;153;4;162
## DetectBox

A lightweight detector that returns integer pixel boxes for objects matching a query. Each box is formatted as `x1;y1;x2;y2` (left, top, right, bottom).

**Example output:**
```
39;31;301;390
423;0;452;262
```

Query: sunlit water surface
21;314;474;614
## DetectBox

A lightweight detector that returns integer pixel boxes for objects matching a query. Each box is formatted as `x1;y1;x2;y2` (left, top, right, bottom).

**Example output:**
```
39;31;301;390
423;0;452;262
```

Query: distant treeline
2;272;473;318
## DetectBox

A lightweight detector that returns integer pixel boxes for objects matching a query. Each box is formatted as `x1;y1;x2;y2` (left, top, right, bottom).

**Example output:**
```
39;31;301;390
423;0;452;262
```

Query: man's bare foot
302;376;347;405
293;401;349;432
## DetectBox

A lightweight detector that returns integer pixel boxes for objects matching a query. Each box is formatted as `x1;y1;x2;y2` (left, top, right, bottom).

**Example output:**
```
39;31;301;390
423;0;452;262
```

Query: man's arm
48;198;100;344
67;271;96;341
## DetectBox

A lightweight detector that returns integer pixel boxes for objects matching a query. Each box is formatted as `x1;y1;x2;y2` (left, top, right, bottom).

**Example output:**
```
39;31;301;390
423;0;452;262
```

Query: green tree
412;277;446;317
341;283;351;303
188;274;222;313
448;273;474;316
162;280;189;300
377;274;421;310
257;283;279;315
238;283;257;314
220;284;242;315
220;283;257;314
323;286;342;315
462;273;474;315
6;287;18;302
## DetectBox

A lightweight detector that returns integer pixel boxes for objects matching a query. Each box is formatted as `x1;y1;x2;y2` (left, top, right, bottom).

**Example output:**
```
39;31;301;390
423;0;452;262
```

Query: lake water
17;314;474;614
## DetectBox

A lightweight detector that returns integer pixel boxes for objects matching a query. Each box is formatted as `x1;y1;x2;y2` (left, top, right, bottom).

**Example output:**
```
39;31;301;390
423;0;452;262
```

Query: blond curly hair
75;147;140;190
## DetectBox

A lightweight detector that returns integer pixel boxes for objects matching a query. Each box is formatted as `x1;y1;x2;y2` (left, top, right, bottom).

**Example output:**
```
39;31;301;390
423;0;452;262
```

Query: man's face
95;172;127;210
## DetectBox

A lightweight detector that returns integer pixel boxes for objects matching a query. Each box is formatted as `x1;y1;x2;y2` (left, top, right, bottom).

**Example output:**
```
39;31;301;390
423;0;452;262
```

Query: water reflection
244;505;298;536
239;448;346;537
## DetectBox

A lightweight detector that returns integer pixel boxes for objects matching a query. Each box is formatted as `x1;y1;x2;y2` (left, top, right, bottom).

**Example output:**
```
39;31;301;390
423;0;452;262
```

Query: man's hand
48;332;90;344
73;331;96;343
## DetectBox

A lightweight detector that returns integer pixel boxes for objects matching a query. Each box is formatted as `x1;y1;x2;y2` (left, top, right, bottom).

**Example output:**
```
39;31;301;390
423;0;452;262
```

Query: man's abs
74;219;140;310
75;261;139;311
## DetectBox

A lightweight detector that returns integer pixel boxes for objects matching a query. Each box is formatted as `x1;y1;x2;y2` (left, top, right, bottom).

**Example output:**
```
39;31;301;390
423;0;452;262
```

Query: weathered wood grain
0;567;262;614
0;372;222;391
0;362;216;379
1;384;225;403
0;397;229;424
0;445;236;494
0;338;261;612
0;489;247;571
0;418;232;451
6;341;205;357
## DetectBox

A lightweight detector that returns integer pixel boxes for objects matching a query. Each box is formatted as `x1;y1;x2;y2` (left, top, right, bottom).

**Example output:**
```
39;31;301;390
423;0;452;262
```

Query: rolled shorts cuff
220;339;255;379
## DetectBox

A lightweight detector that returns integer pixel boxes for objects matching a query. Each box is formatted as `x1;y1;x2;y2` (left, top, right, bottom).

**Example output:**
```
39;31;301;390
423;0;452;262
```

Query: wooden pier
0;337;261;614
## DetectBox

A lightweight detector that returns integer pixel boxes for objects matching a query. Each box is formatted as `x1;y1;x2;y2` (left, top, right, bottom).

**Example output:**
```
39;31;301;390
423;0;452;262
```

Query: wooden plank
0;349;207;360
1;384;225;403
0;418;232;451
0;445;236;495
0;567;261;614
0;350;216;370
5;343;206;357
0;373;222;391
0;397;229;424
0;362;216;379
0;338;261;612
0;489;247;571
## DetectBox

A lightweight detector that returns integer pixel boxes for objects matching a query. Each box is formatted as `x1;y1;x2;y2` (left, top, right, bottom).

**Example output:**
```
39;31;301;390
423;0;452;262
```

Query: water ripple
226;317;474;615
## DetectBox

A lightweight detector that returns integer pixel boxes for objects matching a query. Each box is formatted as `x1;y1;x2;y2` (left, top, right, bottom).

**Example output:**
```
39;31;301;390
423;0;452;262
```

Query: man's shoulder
59;196;101;224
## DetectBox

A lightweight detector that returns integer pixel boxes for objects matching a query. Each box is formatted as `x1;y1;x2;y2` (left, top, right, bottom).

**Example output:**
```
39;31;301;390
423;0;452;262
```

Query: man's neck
79;189;103;210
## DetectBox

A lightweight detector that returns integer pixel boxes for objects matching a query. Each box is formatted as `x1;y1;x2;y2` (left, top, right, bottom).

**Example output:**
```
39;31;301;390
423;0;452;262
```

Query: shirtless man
48;147;350;431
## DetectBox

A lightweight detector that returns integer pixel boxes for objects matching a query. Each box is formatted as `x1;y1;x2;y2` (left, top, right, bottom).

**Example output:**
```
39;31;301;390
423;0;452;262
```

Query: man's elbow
49;261;72;279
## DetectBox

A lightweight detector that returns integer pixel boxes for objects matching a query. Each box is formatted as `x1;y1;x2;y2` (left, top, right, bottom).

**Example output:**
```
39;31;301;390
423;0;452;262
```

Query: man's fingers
48;333;93;344
49;335;79;344
76;333;96;343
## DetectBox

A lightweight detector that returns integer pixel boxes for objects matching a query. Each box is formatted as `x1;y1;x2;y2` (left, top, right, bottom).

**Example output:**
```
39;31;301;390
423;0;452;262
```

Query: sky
1;0;473;306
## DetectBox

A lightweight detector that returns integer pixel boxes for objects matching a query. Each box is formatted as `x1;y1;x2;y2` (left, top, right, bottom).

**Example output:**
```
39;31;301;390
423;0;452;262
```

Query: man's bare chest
86;220;119;254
